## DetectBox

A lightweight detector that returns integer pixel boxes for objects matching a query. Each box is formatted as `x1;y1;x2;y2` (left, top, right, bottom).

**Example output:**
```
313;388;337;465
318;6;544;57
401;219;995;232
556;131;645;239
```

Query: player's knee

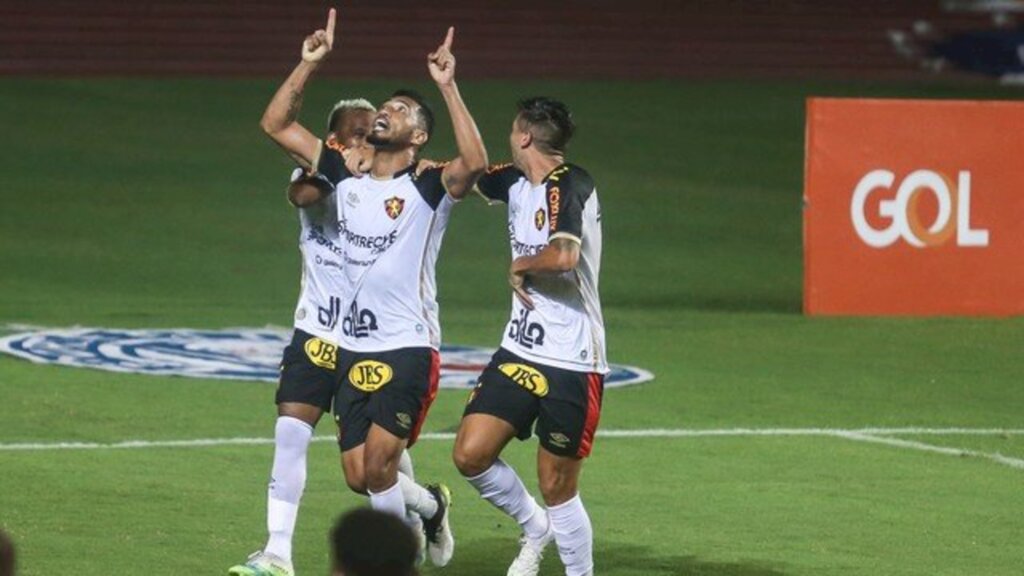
363;453;398;492
538;471;578;506
452;442;492;477
344;471;367;495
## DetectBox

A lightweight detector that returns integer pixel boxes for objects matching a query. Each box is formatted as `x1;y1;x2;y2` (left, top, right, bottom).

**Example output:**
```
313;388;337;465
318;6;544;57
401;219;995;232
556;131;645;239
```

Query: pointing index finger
442;26;454;51
326;8;337;43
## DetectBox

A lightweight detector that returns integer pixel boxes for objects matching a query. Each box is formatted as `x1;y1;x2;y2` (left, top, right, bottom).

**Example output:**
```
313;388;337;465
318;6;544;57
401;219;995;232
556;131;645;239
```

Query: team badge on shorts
534;208;546;230
348;360;394;392
498;363;549;397
303;337;337;370
384;196;405;220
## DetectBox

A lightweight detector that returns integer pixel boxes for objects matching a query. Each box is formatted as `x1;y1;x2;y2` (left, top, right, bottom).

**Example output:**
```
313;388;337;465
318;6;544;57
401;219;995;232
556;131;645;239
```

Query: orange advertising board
804;98;1024;316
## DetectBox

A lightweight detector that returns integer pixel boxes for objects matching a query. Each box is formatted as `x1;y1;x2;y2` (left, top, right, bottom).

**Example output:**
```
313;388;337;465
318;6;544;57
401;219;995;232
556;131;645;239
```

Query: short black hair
392;89;434;143
0;529;15;576
516;96;575;155
331;508;418;576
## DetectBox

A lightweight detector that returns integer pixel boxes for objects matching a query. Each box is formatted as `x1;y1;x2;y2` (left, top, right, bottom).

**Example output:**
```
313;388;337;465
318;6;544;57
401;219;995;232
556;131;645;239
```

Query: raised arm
429;27;488;199
260;8;337;169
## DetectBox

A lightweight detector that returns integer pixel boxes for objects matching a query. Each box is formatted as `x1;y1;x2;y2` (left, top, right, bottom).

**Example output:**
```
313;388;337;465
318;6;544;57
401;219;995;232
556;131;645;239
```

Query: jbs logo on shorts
348;360;394;392
303;337;337;370
498;363;549;397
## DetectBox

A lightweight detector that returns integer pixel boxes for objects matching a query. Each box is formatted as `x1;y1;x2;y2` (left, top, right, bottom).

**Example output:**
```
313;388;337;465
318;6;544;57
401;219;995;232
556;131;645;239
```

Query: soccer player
257;7;487;569
229;98;427;576
452;97;607;576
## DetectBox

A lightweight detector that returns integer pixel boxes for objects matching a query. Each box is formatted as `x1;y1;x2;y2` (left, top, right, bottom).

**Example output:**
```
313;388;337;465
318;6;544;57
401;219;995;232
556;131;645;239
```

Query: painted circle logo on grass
0;327;653;389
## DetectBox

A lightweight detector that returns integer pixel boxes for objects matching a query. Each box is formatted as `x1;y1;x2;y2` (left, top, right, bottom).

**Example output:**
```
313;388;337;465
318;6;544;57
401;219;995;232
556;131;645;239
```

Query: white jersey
316;146;455;352
477;163;609;374
289;168;346;342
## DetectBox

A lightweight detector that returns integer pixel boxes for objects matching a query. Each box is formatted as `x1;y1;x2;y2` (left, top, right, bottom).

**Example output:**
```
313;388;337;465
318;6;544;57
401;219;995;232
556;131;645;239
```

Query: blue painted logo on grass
0;328;653;389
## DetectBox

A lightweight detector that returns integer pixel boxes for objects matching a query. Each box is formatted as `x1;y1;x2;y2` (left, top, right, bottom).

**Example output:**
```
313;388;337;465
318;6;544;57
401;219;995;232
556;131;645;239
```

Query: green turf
1;77;1022;576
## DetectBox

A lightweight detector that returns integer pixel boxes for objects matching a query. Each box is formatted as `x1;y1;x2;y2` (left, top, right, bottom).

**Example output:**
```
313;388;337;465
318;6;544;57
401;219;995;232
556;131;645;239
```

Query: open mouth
373;117;389;132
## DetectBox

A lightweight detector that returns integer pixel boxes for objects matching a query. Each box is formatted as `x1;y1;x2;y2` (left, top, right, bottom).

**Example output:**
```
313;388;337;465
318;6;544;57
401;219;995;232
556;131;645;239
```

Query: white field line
1;427;1021;451
832;431;1024;471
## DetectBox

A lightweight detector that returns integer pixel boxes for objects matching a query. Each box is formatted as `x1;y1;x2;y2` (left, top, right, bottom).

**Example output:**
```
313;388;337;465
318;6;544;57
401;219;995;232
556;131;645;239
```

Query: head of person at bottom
509;96;575;169
330;507;419;576
0;529;15;576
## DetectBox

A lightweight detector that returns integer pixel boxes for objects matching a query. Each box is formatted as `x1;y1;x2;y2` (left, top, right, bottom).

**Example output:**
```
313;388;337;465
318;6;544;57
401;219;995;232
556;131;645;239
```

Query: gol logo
498;363;549;397
303;337;337;370
851;169;989;248
348;360;394;392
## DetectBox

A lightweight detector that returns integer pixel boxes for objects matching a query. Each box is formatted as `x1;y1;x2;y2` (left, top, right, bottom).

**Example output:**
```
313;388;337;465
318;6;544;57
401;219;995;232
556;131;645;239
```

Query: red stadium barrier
803;97;1024;316
0;0;954;78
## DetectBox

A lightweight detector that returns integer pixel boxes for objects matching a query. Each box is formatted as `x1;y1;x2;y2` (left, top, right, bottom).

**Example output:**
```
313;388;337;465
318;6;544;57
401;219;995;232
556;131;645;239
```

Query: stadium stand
0;0;990;78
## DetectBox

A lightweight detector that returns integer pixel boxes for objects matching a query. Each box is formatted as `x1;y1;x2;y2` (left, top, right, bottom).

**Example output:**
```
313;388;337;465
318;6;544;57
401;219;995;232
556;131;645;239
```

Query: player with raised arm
229;98;429;576
254;8;487;569
452;97;607;576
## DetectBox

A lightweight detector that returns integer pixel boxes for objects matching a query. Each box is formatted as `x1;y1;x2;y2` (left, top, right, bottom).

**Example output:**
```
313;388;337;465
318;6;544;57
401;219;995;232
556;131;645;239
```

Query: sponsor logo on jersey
342;301;378;339
384;196;405;220
338;218;398;255
303;336;338;370
534;208;546;231
509;223;546;256
548;185;561;232
348;360;394;392
498;363;549;397
508;309;545;349
0;328;653;389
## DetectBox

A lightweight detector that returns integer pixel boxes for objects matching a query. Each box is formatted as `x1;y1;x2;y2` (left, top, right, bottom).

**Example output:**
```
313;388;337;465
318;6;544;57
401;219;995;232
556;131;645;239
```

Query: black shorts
463;347;605;458
276;329;342;412
333;346;440;452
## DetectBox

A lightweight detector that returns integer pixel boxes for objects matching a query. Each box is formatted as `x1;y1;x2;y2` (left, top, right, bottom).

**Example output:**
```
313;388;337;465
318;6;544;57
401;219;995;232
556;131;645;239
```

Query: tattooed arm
259;9;337;169
508;237;580;309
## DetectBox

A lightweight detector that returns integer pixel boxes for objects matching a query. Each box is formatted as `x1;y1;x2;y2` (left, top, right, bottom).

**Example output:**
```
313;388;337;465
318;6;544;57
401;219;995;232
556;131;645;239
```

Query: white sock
396;451;424;530
466;459;549;540
264;416;313;563
548;494;593;576
368;480;406;518
397;472;439;520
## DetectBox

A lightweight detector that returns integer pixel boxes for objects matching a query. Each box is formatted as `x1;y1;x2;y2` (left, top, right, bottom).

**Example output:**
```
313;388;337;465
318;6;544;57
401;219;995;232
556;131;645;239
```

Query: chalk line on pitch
1;427;1022;471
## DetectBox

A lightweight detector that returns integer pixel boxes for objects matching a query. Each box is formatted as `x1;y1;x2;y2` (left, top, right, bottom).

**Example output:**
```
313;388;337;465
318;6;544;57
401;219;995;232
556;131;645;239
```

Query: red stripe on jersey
408;350;441;448
576;373;604;458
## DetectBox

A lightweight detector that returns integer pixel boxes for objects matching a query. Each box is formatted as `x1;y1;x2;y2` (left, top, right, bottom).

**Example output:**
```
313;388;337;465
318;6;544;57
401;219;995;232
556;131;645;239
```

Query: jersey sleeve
412;165;450;210
547;165;595;243
474;163;521;204
312;134;353;186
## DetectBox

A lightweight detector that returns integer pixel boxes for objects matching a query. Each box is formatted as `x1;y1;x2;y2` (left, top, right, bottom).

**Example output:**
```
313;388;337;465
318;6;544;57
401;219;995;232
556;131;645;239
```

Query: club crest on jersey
498;363;549;397
303;337;338;370
384;196;405;220
348;360;394;392
534;208;546;230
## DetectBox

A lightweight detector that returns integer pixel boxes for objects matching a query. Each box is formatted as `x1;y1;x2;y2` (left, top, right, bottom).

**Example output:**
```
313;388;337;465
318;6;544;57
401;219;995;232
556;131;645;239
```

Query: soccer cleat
408;514;427;566
506;522;554;576
227;551;294;576
422;483;454;566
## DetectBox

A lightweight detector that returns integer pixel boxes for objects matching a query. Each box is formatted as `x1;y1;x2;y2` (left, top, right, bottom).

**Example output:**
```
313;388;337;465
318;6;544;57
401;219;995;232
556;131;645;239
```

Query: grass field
1;76;1022;576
